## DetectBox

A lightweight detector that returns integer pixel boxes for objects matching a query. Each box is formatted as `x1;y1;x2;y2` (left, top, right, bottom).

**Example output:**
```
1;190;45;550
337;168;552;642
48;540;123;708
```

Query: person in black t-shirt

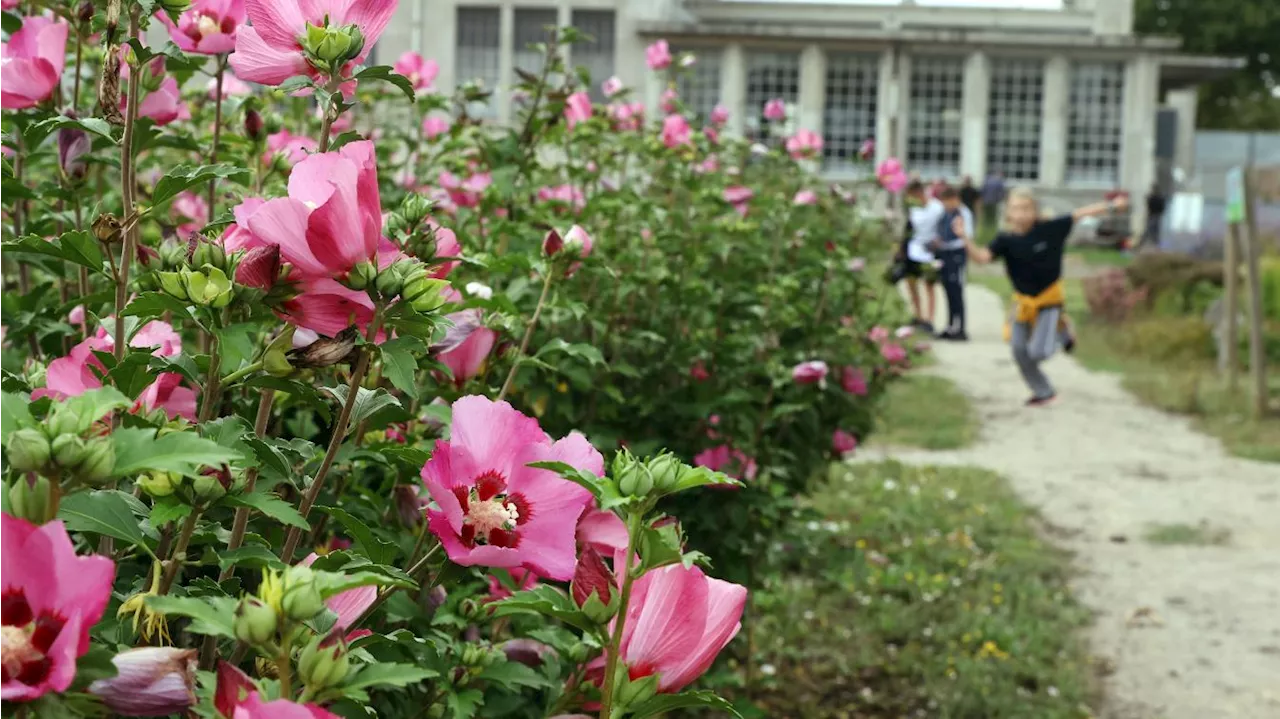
962;189;1130;406
1141;184;1167;248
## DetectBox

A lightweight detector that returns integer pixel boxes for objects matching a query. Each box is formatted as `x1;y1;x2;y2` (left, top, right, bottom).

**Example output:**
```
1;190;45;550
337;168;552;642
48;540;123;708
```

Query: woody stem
598;512;641;719
497;265;555;402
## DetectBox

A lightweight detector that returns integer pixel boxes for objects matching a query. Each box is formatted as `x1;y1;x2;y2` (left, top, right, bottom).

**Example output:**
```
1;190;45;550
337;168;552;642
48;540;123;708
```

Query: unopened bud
297;632;350;690
46;407;83;437
263;327;297;377
58;126;90;182
646;453;682;492
616;463;653;498
76;439;115;486
233;597;278;646
88;647;197;717
401;194;431;226
244;109;264;141
375;262;407;298
500;639;553;668
542;229;563;257
570;547;617;623
138;471;179;498
7;475;60;525
157;0;192;13
280;567;325;621
191;241;228;273
346;260;377;291
157;271;189;301
234;245;280;291
403;277;452;313
6;428;51;472
51;434;88;469
189;474;227;503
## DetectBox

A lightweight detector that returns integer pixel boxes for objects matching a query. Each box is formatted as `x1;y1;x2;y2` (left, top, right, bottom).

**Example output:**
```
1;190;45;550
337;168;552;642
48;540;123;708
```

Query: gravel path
861;284;1280;719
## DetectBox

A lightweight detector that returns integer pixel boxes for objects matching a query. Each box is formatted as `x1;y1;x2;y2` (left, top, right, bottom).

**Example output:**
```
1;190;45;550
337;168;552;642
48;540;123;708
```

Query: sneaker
1025;395;1058;407
1063;335;1076;354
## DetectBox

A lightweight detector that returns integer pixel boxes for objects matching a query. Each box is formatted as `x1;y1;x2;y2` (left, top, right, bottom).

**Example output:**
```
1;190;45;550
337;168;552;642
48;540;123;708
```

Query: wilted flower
88;647;197;717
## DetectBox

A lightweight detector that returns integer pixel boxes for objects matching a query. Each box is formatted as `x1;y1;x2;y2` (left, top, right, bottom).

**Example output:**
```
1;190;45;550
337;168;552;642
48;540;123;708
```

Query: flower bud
77;1;95;24
281;566;325;621
45;407;83;437
393;484;424;529
51;434;88;468
7;475;60;525
375;261;408;298
189;473;227;503
542;229;564;257
93;213;124;244
297;632;350;691
88;647;197;717
244;109;264;141
426;585;448;611
191;241;228;273
157;271;189;301
646;453;682;492
233;597;278;646
403;277;452;313
288;328;358;369
138;471;179;498
183;266;234;308
500;639;553;668
570;547;617;623
157;0;193;13
234;245;281;291
58;126;90;182
563;225;593;258
401;194;431;226
263;327;296;377
6;428;51;472
76;439;115;486
346;260;378;291
616;463;653;498
302;22;364;73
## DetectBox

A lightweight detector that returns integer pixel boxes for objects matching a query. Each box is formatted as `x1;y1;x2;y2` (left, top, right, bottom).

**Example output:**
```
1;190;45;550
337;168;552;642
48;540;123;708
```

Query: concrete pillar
1039;55;1069;188
875;48;895;166
1122;53;1159;232
960;51;990;181
895;53;912;164
613;3;646;95
420;0;457;94
798;44;826;136
374;3;415;65
497;4;515;124
1165;87;1198;179
1093;0;1134;36
556;3;573;70
722;43;746;137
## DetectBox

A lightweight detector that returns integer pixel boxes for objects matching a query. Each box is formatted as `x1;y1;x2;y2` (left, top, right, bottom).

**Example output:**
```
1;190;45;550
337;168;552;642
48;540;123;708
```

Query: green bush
1262;256;1280;321
1109;316;1215;364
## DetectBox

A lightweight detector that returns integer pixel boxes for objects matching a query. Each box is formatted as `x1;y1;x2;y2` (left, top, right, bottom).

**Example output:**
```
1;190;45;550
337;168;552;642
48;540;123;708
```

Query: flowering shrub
1;4;901;717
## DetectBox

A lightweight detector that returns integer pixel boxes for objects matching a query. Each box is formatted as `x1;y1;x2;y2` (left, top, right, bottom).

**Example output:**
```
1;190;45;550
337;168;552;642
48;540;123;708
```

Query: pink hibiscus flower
220;198;269;252
763;98;786;121
421;396;600;581
693;445;758;482
1;16;68;110
247;141;382;281
133;373;199;422
840;366;868;396
263;129;318;168
564;91;592;129
645;40;671;70
392;51;438;91
433;310;497;387
229;0;397;86
279;278;378;339
1;515;115;701
157;0;246;55
832;429;858;456
880;342;908;364
438;170;491;209
484;569;539;604
214;662;337;719
298;553;375;640
422;115;450;140
785;129;823;160
661;114;691;149
614;563;746;693
710;104;729;127
793;189;818;206
791;360;829;384
171;192;209;240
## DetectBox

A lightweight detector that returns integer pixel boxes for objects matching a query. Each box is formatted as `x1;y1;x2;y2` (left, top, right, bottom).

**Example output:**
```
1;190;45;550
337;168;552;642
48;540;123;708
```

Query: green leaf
112;427;242;478
58;387;132;434
145;595;238;638
68;644;119;692
321;385;402;436
628;690;743;719
149;496;191;527
312;568;414;600
27;115;118;146
353;65;416;101
2;232;107;275
151;164;250;207
217;545;286;572
317;506;396;565
477;660;553;690
58;490;157;556
225;491;309;530
527;460;632;510
122;292;195;322
491;586;596;633
536;338;606;366
669;465;740;494
243;376;332;423
378;337;424;400
342;663;437;692
1;392;35;442
636;523;684;573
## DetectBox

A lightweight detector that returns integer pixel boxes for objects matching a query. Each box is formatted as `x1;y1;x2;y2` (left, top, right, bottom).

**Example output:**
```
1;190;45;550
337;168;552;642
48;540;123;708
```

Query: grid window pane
907;56;964;179
823;53;878;174
745;50;799;135
455;7;500;118
1067;61;1124;186
673;46;722;122
986;58;1044;182
514;8;558;76
572;10;616;102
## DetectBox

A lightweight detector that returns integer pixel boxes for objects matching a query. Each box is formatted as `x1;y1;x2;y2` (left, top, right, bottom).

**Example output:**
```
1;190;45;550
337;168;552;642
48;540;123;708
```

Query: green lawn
874;373;979;450
750;461;1096;718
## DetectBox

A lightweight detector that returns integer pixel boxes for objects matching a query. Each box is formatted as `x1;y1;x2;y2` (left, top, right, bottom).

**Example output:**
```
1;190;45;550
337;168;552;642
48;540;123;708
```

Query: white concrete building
375;0;1239;220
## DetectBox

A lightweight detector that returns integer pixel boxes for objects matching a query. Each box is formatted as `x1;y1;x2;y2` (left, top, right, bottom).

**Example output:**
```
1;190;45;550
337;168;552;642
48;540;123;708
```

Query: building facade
374;0;1238;223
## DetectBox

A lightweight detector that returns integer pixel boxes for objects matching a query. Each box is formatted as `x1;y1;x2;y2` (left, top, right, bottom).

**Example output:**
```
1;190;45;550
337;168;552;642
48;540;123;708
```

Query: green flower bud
138;471;179;498
76;439;115;486
51;434;88;468
302;22;364;72
191;241;228;272
346;260;378;291
280;566;325;621
617;673;659;710
404;277;452;313
616;464;653;498
24;362;46;391
401;194;431;226
233;597;278;646
263;327;297;378
157;271;189;301
298;633;350;691
7;428;51;472
385;212;408;237
189;474;227;503
157;0;192;13
45;407;83;438
183;266;234;308
460;644;486;667
7;475;60;525
647;454;682;492
375;262;406;298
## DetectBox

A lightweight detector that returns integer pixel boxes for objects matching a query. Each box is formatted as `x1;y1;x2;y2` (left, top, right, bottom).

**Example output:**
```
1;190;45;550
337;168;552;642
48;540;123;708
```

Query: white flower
465;282;492;300
760;663;776;676
895;325;914;338
883;479;898;491
749;143;769;156
1047;686;1060;698
945;489;958;500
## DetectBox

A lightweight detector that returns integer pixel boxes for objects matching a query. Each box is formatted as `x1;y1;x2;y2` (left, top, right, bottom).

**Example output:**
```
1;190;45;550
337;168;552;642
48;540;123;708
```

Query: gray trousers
1010;306;1062;399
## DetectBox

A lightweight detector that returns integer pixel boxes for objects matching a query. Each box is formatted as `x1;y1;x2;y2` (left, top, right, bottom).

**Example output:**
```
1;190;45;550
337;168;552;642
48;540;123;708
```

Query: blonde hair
1000;187;1040;232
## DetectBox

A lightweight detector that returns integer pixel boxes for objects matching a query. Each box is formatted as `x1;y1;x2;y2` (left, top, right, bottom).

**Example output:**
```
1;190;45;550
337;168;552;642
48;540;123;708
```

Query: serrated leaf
317;505;396;565
151;164;250;207
491;586;596;632
225;491;309;529
58;490;157;556
2;232;107;275
1;392;35;442
218;545;285;571
536;338;606;366
354;65;416;101
58;387;133;433
111;427;242;478
379;337;423;400
149;496;191;527
342;663;437;692
628;690;743;718
321;385;402;436
27;115;118;147
477;660;553;689
312;569;414;599
145;595;237;638
123;292;195;322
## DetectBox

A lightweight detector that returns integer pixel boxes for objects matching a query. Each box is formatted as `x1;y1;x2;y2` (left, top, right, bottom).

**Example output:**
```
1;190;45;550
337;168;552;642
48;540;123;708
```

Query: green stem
113;5;141;364
278;310;384;564
197;332;222;422
220;360;265;387
278;632;294;699
157;507;201;596
348;541;441;631
497;266;555;402
599;513;642;719
206;56;227;218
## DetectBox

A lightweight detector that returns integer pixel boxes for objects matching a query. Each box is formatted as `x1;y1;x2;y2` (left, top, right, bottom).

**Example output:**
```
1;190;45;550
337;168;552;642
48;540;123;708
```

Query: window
745;50;799;136
987;58;1044;182
572;10;615;102
823;53;878;173
455;7;500;118
907;56;964;179
674;46;722;122
513;8;558;77
1067;61;1124;186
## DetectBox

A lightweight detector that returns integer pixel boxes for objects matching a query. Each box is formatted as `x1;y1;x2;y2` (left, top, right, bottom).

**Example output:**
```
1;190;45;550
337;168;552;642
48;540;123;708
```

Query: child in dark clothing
962;188;1129;406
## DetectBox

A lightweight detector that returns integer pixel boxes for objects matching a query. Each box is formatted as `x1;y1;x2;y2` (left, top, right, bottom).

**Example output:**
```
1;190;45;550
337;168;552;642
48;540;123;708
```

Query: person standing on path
898;180;945;332
936;186;975;340
979;172;1006;234
961;188;1129;406
1141;183;1167;248
959;175;980;216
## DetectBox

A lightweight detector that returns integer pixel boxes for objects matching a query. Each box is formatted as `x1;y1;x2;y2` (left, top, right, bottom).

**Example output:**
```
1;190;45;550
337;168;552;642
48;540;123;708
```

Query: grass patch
1066;245;1133;268
750;461;1095;718
874;373;978;450
1143;521;1232;546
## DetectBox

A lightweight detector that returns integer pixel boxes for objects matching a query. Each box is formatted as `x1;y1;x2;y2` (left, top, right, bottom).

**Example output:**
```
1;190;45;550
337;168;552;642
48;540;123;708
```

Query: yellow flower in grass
977;640;1010;661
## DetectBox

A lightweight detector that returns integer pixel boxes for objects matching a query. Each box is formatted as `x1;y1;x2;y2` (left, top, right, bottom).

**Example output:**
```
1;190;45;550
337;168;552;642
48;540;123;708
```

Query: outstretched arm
1072;194;1129;222
962;229;993;264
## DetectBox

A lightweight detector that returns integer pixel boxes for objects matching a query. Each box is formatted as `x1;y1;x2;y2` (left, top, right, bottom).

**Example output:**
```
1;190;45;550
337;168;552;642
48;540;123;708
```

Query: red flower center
1;590;65;687
453;470;533;549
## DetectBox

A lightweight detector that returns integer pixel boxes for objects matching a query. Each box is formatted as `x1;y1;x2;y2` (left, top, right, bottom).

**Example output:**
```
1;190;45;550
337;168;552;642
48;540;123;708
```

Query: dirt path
861;284;1280;719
